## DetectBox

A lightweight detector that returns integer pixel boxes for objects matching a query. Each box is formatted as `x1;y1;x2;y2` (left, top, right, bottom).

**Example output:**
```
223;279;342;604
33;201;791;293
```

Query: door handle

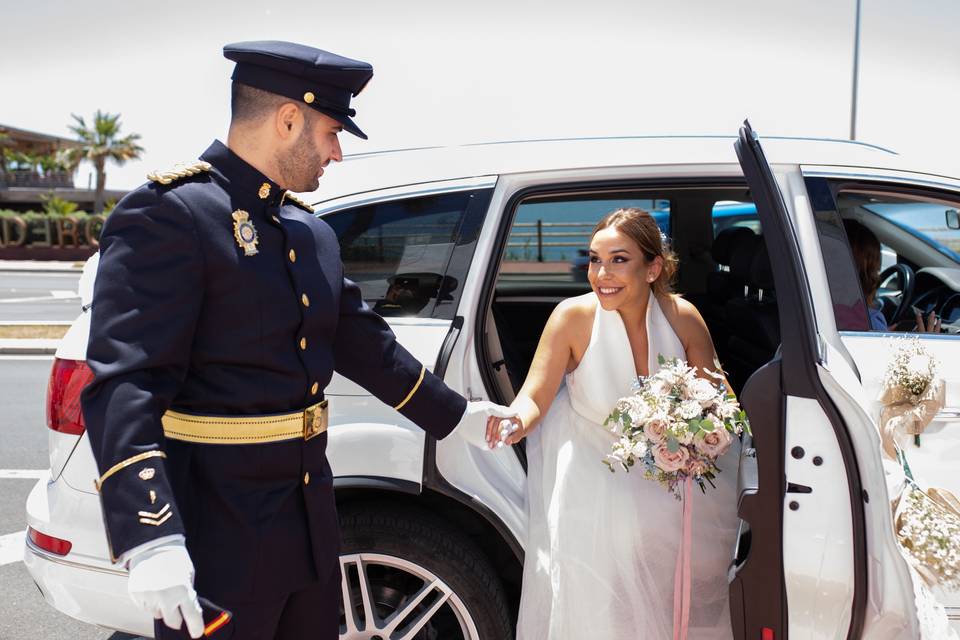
934;408;960;421
786;482;813;494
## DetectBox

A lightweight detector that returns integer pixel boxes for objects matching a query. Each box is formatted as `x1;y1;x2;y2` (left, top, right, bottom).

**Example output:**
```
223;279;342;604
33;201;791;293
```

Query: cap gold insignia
232;210;259;256
138;467;155;481
258;182;271;199
303;92;315;104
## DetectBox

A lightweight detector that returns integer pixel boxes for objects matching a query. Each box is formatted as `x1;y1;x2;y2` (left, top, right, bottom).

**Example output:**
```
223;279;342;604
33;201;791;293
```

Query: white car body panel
782;395;856;637
25;136;960;637
842;332;960;628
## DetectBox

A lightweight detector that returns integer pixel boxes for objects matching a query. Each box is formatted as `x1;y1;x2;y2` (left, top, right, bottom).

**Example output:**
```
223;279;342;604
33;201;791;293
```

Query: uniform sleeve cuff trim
95;450;167;491
393;365;425;411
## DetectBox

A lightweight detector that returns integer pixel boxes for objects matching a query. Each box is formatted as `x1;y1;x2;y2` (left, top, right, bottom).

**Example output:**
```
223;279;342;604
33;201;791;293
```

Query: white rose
691;378;717;405
679;399;702;420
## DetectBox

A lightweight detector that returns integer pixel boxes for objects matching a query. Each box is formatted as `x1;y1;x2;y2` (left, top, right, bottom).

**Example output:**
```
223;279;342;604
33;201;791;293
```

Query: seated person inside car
843;218;940;333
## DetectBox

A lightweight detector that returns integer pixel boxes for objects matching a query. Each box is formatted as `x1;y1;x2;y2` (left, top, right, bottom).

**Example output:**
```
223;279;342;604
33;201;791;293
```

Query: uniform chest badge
232;210;259;256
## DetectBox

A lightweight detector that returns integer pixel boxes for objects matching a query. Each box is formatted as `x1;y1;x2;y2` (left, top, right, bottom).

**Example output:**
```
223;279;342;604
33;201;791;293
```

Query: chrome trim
934;408;960;420
25;537;127;577
839;330;960;342
800;168;960;191
312;176;497;213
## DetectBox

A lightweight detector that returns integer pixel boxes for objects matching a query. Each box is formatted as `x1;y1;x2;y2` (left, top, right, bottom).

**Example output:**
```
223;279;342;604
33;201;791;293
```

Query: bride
487;208;740;639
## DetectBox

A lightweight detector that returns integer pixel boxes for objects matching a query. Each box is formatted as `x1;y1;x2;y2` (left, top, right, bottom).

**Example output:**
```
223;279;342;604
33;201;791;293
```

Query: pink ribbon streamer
673;475;693;640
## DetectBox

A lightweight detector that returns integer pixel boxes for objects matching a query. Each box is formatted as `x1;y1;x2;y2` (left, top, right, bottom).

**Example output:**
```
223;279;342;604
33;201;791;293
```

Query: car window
863;198;960;262
322;189;491;319
712;201;760;237
501;194;670;288
808;177;960;333
806;177;872;331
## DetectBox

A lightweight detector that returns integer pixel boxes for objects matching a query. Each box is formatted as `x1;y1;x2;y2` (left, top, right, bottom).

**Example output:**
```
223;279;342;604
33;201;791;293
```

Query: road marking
0;355;54;361
0;530;25;566
0;291;79;304
0;469;47;479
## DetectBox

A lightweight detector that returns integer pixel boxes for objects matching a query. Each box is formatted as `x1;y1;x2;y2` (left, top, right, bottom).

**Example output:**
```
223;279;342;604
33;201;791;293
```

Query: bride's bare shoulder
658;293;711;342
546;293;595;338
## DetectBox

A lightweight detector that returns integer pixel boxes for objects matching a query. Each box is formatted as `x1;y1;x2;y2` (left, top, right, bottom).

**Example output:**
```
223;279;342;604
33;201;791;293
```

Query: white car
24;124;960;638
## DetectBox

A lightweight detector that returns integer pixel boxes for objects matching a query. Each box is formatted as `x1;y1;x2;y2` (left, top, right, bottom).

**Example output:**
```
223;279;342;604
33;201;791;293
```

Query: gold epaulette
284;192;315;213
147;160;212;185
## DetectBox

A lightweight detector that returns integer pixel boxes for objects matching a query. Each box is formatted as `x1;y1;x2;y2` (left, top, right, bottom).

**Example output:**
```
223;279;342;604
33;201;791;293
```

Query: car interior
481;185;960;405
482;185;774;401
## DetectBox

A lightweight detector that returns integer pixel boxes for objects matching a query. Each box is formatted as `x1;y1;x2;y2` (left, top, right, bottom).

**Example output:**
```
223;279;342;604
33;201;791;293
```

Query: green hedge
0;210;106;248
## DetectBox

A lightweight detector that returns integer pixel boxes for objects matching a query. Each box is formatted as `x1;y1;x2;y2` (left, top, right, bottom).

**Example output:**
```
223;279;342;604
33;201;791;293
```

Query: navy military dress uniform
80;42;468;639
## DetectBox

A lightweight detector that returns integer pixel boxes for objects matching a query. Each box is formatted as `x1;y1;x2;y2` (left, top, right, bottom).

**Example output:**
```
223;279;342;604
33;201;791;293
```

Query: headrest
712;226;756;265
750;242;775;290
727;232;760;281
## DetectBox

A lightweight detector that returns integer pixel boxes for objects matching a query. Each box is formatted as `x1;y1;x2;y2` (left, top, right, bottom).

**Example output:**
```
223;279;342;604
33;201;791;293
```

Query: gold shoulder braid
283;192;314;213
147;160;212;185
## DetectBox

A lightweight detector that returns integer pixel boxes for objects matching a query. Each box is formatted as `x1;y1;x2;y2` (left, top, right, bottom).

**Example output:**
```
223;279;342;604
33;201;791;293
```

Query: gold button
300;337;307;351
288;249;296;263
301;293;310;307
303;472;310;485
303;92;315;104
311;382;319;395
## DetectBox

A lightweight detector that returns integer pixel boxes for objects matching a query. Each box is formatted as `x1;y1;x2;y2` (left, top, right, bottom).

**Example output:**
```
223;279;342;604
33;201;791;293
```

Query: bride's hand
485;415;524;449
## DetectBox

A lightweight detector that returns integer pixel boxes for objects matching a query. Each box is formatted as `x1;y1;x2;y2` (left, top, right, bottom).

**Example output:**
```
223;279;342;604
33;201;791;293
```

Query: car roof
304;135;958;205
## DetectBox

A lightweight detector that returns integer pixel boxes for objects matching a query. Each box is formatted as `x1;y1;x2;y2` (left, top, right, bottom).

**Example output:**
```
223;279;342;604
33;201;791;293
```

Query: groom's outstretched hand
486;414;524;448
450;401;518;449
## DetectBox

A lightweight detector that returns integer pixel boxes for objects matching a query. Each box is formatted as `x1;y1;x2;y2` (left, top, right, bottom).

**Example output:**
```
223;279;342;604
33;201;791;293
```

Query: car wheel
338;504;512;640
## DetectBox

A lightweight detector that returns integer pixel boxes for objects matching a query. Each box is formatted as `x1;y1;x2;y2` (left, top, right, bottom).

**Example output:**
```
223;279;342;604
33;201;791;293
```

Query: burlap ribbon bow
878;377;945;459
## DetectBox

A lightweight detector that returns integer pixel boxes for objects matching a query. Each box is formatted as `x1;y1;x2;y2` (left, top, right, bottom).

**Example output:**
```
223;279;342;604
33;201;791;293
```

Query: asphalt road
0;356;135;640
0;271;83;322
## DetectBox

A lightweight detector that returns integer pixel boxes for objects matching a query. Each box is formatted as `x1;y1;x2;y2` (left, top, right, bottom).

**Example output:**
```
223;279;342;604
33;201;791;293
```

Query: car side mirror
946;209;960;230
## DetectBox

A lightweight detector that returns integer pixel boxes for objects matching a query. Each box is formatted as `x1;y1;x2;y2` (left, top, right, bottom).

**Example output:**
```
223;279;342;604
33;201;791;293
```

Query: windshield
863;201;960;264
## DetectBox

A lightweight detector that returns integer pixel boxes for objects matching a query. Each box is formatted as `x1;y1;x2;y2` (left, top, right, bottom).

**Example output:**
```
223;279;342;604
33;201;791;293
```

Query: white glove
127;542;204;638
451;400;518;449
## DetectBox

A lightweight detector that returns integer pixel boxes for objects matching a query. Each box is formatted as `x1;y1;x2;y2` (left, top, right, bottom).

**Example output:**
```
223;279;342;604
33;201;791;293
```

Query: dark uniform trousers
80;140;467;639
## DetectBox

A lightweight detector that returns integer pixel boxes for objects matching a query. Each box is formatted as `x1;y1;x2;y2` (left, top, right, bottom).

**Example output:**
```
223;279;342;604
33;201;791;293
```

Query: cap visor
320;109;367;140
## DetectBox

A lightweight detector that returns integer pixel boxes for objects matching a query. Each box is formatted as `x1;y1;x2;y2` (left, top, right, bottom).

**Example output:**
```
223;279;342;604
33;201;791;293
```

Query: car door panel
841;331;960;627
733;122;871;639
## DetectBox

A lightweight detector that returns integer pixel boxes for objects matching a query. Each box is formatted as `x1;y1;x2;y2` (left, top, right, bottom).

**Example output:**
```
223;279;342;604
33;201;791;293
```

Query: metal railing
0;171;75;189
507;221;594;261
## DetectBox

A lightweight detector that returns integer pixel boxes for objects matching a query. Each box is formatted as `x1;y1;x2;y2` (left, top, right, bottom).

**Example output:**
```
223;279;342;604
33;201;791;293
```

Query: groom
81;41;515;639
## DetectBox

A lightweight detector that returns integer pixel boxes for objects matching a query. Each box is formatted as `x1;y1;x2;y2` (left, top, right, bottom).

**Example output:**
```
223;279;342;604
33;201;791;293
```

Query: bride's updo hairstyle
591;208;678;296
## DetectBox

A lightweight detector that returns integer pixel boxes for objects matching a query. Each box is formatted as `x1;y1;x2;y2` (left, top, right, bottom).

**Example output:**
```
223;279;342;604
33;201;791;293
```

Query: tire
338;503;512;640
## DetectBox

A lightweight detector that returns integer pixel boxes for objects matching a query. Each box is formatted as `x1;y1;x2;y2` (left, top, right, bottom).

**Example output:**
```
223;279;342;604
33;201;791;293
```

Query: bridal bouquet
603;355;750;498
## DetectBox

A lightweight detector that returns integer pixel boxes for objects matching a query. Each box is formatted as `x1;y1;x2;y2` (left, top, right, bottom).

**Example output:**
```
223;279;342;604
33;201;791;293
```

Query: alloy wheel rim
339;552;480;640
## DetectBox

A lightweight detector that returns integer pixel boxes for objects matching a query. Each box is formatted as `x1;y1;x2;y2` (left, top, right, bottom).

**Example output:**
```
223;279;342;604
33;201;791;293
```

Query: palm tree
64;110;144;213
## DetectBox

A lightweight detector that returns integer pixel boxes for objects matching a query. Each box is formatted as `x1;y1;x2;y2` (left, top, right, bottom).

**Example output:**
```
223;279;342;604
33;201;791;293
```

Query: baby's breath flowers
896;486;960;592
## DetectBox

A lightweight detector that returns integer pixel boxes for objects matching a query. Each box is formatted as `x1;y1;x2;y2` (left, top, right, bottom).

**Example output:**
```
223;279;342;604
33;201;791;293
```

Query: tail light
27;526;73;556
46;358;95;436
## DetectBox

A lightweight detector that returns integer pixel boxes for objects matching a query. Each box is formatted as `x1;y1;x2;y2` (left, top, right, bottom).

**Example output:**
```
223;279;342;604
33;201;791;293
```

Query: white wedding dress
517;292;740;639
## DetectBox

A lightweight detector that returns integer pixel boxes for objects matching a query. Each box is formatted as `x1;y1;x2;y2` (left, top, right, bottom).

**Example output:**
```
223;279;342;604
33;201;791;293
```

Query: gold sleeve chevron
147;160;212;185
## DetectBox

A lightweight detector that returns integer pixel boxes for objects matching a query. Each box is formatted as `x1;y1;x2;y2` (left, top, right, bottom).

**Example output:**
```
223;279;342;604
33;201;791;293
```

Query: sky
3;0;960;191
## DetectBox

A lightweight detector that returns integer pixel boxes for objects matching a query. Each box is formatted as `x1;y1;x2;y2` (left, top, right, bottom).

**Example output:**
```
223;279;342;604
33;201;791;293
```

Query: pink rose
694;426;733;458
643;418;669;445
652;443;690;473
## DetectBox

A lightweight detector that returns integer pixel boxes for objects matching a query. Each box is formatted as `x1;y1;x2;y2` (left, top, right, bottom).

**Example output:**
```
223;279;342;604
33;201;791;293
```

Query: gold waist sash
161;400;328;444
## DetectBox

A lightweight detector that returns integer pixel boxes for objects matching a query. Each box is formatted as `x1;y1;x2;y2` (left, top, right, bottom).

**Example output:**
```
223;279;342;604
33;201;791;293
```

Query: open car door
729;122;920;639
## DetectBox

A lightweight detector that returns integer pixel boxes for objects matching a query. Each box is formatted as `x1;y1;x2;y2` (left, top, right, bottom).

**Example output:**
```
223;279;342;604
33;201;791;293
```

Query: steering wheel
877;264;916;325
